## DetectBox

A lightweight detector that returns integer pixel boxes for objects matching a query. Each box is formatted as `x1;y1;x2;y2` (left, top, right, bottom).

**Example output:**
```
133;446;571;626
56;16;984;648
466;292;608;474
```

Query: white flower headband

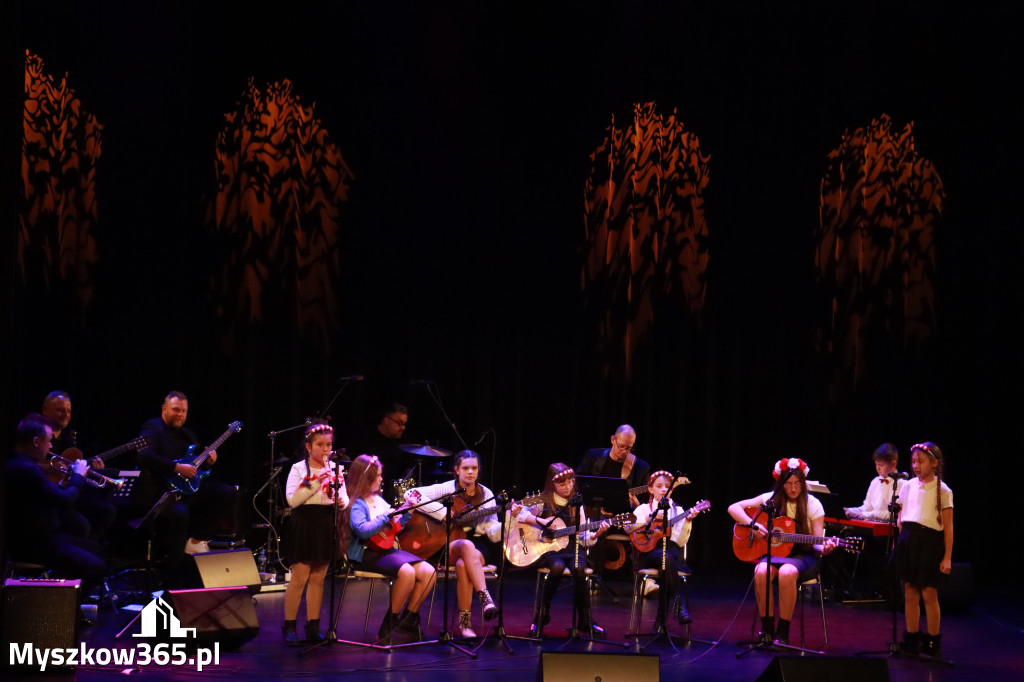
552;467;575;482
773;457;810;480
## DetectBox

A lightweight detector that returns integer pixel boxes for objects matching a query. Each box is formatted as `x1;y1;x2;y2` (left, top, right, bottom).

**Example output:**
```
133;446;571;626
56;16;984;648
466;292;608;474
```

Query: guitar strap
622;453;636;480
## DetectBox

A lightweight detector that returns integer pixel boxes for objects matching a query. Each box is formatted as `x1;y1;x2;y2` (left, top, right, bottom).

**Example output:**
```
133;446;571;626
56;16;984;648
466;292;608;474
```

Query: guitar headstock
837;536;865;554
690;499;711;516
609;512;637;527
130;436;150;451
228;421;244;433
518;491;542;507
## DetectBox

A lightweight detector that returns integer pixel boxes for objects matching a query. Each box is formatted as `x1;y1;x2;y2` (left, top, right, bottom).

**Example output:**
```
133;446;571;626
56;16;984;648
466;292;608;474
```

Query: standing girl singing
340;454;436;643
895;442;953;658
282;423;348;645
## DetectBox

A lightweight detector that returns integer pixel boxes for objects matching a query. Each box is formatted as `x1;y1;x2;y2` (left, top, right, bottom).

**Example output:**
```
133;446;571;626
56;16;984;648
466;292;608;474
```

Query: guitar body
366;517;403;552
168;445;212;496
630;500;710;553
732;506;796;563
396;511;468;560
506;517;569;567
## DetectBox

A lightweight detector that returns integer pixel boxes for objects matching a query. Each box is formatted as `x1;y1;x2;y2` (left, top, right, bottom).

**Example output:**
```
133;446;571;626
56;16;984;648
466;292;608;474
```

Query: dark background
5;1;1021;580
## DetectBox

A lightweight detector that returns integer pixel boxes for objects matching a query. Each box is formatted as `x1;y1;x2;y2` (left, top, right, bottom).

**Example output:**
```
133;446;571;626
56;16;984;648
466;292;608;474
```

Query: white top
285;459;349;508
759;492;825;525
845;476;905;522
628;499;692;547
409;479;502;543
898;478;953;531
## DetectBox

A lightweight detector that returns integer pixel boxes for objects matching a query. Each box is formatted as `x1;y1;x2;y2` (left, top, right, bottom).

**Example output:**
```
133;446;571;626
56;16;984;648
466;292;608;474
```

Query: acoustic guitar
398;491;543;560
630;499;710;553
47;436;148;487
505;512;636;568
732;505;864;563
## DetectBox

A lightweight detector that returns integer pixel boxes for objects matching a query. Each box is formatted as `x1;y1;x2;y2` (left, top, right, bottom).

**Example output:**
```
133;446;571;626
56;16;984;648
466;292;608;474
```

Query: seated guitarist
726;458;838;645
626;471;699;625
511;463;610;637
131;391;232;578
340;454;436;643
406;450;499;637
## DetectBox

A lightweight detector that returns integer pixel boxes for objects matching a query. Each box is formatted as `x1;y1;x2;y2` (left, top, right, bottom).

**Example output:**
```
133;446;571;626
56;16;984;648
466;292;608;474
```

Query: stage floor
13;568;1023;681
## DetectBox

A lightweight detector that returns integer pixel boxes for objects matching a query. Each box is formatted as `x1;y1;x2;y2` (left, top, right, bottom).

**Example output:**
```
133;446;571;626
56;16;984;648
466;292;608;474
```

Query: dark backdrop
5;1;1021;580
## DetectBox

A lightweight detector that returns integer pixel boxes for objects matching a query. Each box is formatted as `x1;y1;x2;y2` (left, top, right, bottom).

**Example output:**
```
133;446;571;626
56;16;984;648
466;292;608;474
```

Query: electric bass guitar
732;505;864;563
398;491;543;560
166;421;242;495
505;512;636;568
630;499;710;553
365;491;422;552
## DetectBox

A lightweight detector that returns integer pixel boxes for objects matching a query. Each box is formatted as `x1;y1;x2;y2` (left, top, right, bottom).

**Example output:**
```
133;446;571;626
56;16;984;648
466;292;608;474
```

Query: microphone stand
558;493;626;650
261;421;307;571
487;491;539;650
388;487;475;658
302;460;387;654
415;381;468;450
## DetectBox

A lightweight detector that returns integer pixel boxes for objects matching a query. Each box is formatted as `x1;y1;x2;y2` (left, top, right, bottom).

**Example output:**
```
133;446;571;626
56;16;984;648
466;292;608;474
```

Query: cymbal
398;443;452;458
269;457;289;467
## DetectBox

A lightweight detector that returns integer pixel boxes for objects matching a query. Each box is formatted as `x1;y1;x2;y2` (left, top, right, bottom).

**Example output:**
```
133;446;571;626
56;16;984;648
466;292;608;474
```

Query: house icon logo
133;595;197;638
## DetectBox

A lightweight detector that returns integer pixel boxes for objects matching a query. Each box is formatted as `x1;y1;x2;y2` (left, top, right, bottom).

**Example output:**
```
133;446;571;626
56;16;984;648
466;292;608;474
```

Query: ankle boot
396;609;422;640
528;601;550;637
478;589;497;621
759;616;775;643
377;609;399;642
456;609;476;637
305;618;325;643
775;618;791;645
673;595;693;625
921;633;942;657
282;620;301;646
901;630;920;655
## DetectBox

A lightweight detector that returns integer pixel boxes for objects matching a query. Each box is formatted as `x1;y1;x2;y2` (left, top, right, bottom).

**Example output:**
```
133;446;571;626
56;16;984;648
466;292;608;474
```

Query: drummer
356;402;418;501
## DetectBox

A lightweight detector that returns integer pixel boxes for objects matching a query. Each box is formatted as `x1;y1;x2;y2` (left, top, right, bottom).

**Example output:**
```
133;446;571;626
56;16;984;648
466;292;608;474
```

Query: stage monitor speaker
167;586;259;648
2;578;80;670
757;656;891;682
192;548;261;594
537;651;660;682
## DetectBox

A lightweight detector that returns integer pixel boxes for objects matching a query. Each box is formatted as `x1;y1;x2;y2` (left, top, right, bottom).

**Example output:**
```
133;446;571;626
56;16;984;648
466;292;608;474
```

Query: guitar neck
551;519;606;539
772;531;828;546
191;429;234;467
96;439;142;463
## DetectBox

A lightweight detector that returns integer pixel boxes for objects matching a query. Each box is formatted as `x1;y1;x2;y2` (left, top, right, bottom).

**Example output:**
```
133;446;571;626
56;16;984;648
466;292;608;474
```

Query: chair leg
818;582;828;644
364;578;376;633
628;572;643;632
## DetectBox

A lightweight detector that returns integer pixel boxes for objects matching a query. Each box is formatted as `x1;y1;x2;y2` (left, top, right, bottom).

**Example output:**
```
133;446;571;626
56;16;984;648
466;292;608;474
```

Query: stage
10;568;1022;681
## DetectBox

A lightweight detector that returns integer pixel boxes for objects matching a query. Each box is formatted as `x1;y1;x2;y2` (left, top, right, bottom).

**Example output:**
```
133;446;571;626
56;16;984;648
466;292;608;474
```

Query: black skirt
895;521;947;588
283;504;337;564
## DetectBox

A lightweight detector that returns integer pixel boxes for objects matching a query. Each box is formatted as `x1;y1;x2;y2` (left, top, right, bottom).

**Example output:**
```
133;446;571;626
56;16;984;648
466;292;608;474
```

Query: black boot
305;618;325;644
282;620;300;646
901;630;920;655
759;616;775;644
775;618;791;645
377;609;399;643
396;609;422;641
921;633;942;658
528;602;550;637
576;600;605;638
673;595;693;625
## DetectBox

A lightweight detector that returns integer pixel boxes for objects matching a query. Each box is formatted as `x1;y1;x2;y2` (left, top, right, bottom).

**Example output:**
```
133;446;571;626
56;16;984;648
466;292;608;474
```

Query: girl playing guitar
726;458;838;645
626;471;705;626
404;450;500;637
340;454;436;643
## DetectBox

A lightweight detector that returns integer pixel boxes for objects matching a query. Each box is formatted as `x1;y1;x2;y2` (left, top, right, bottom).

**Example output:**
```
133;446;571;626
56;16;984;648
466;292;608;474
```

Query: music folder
575;475;631;515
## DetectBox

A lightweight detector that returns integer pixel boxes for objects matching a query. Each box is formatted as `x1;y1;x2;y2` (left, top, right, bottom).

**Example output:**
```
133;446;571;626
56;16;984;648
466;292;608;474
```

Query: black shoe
305;619;325;644
673;596;692;625
377;610;399;642
774;618;791;645
396;610;422;641
920;633;942;658
282;620;301;646
901;630;920;655
527;622;541;637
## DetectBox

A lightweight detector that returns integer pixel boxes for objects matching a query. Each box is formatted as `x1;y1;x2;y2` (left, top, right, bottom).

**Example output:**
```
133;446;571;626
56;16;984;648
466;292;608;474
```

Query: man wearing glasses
357;403;414;495
578;424;651;498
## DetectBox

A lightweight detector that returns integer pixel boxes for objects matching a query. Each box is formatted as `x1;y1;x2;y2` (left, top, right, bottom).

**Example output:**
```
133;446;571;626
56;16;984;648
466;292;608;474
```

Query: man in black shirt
578;424;650;503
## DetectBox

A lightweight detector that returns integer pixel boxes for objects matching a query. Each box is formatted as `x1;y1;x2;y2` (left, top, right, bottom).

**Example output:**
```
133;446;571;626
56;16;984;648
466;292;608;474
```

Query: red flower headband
647;470;674;485
552;467;575;482
773;457;810;480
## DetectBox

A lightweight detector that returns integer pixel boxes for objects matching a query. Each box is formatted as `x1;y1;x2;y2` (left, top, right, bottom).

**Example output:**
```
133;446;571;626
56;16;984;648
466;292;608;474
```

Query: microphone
410;379;436;385
338;374;364;381
472;430;488;448
888;471;910;480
